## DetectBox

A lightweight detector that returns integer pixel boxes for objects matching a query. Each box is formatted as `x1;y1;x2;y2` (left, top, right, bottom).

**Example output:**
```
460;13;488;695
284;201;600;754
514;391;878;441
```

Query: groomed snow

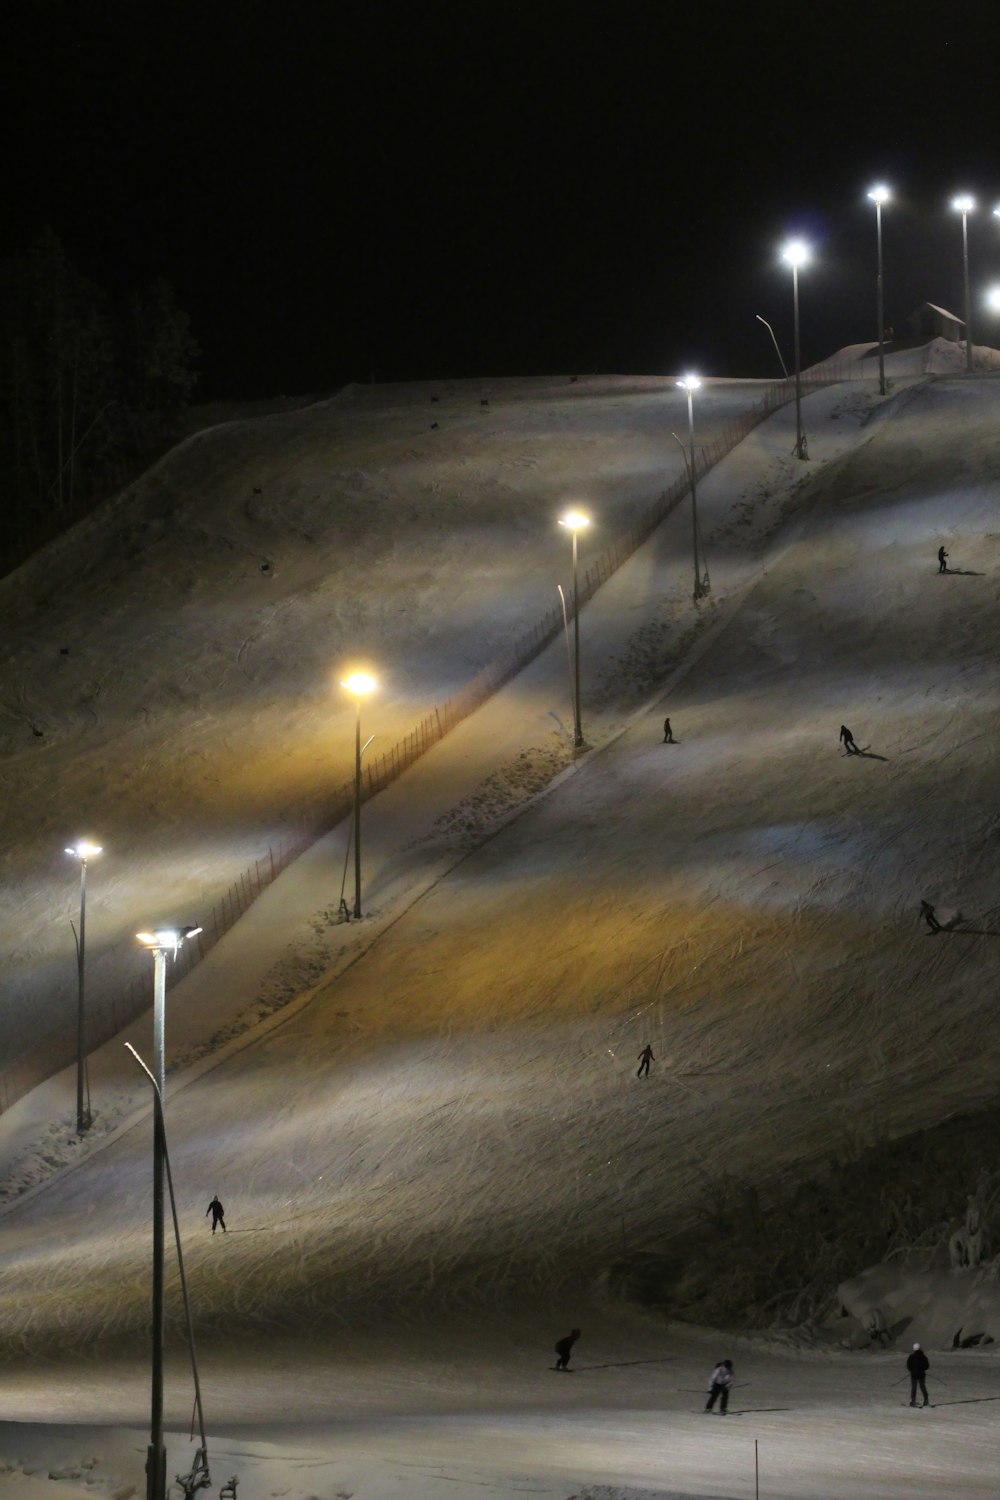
2;346;1000;1500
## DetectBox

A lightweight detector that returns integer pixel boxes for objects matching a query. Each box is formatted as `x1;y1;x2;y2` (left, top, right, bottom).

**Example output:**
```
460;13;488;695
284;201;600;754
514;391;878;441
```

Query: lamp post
676;376;709;601
781;239;810;460
65;840;101;1135
952;194;976;374
341;673;377;918
558;510;590;749
867;185;891;396
135;924;202;1500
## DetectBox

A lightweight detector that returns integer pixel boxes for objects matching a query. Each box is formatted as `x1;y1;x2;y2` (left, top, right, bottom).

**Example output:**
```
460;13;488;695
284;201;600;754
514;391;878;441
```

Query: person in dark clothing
206;1195;227;1234
636;1044;655;1078
553;1328;580;1370
907;1342;930;1406
839;725;858;754
663;717;674;743
920;900;941;933
938;546;949;573
705;1359;734;1413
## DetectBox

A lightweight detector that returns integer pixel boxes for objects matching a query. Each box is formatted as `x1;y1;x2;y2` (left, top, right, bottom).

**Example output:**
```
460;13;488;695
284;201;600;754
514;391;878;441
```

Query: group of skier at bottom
552;1333;935;1413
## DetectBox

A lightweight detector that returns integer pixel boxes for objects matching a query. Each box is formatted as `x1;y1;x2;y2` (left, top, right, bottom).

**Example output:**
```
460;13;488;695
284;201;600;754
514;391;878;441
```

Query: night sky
5;1;1000;400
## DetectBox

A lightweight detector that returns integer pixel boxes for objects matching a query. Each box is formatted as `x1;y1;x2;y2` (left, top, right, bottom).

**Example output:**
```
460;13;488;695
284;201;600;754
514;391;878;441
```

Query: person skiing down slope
705;1359;734;1413
907;1342;930;1406
206;1195;226;1234
553;1328;580;1370
636;1044;655;1078
840;725;858;754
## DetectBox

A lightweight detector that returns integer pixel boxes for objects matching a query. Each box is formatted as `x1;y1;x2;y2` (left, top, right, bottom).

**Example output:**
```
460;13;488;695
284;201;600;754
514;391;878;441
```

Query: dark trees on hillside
0;233;199;569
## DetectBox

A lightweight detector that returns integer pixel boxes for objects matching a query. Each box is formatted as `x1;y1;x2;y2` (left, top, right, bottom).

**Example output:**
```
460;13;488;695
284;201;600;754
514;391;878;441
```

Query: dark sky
5;0;1000;399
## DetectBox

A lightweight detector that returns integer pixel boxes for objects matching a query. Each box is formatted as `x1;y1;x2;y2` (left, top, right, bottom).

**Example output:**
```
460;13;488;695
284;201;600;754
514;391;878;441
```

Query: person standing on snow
907;1342;930;1406
663;717;675;744
206;1195;227;1234
938;546;949;573
553;1328;580;1370
636;1044;655;1078
920;900;941;933
840;725;858;754
705;1358;734;1414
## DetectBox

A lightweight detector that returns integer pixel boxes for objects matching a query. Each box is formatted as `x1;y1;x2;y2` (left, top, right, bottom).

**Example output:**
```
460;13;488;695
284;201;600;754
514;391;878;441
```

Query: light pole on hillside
341;672;377;918
559;510;590;749
675;376;709;601
952;194;976;374
867;185;891;396
65;839;101;1135
781;239;810;460
134;925;202;1500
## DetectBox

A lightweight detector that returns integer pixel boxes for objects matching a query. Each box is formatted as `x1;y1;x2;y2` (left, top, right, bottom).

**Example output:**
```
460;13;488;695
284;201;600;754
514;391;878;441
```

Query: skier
553;1328;580;1370
839;725;858;754
663;717;675;744
705;1358;734;1414
206;1195;227;1234
907;1342;930;1407
636;1044;655;1078
920;900;941;934
938;546;949;574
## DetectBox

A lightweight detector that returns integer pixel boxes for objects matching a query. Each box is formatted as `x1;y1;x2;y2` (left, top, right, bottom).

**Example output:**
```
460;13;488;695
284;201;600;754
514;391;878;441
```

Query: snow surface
3;346;1000;1499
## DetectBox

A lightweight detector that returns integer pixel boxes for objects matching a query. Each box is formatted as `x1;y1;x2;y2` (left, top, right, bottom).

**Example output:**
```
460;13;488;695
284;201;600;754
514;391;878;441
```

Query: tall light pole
867;185;891;396
559;510;590;749
952;194;976;374
676;376;709;601
754;314;789;379
65;840;101;1135
781;239;810;460
135;924;202;1500
341;672;377;918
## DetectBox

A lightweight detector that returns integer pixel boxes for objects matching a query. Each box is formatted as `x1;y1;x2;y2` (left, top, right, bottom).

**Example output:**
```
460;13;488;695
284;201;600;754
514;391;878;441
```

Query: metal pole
962;210;973;374
687;388;703;600
792;263;807;459
148;947;167;1500
755;314;788;379
352;696;363;917
875;200;886;397
572;530;583;748
76;859;90;1135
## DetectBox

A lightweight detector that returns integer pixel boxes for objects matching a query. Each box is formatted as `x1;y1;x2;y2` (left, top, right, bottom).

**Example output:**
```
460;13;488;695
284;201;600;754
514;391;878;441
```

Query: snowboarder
938;546;949;574
553;1328;580;1370
663;717;674;744
636;1044;655;1078
705;1359;734;1414
206;1195;227;1234
839;725;858;754
907;1342;930;1406
920;900;941;933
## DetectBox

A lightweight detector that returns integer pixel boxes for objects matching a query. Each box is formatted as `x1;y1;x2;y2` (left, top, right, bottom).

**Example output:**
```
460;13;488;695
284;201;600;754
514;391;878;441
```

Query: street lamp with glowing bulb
558;510;590;748
65;840;102;1135
341;672;377;918
867;185;891;396
676;376;709;601
952;194;976;374
781;239;810;459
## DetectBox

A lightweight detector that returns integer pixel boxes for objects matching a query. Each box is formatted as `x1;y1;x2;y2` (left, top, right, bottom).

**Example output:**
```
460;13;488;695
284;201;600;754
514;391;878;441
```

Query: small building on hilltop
906;302;965;343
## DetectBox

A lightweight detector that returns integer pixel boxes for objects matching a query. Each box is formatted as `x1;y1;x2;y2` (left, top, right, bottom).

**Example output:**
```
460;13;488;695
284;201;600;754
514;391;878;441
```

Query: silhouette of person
705;1359;734;1413
839;725;858;754
907;1342;930;1406
636;1044;655;1078
938;546;948;574
663;717;674;743
553;1328;580;1370
206;1195;227;1234
920;900;941;933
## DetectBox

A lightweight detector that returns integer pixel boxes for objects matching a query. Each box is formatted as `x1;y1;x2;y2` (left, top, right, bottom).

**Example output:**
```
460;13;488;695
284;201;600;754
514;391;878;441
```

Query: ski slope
3;351;1000;1500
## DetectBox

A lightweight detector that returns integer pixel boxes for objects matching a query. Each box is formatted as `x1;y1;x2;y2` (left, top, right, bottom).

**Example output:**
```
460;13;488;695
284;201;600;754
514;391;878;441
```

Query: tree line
0;231;199;572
